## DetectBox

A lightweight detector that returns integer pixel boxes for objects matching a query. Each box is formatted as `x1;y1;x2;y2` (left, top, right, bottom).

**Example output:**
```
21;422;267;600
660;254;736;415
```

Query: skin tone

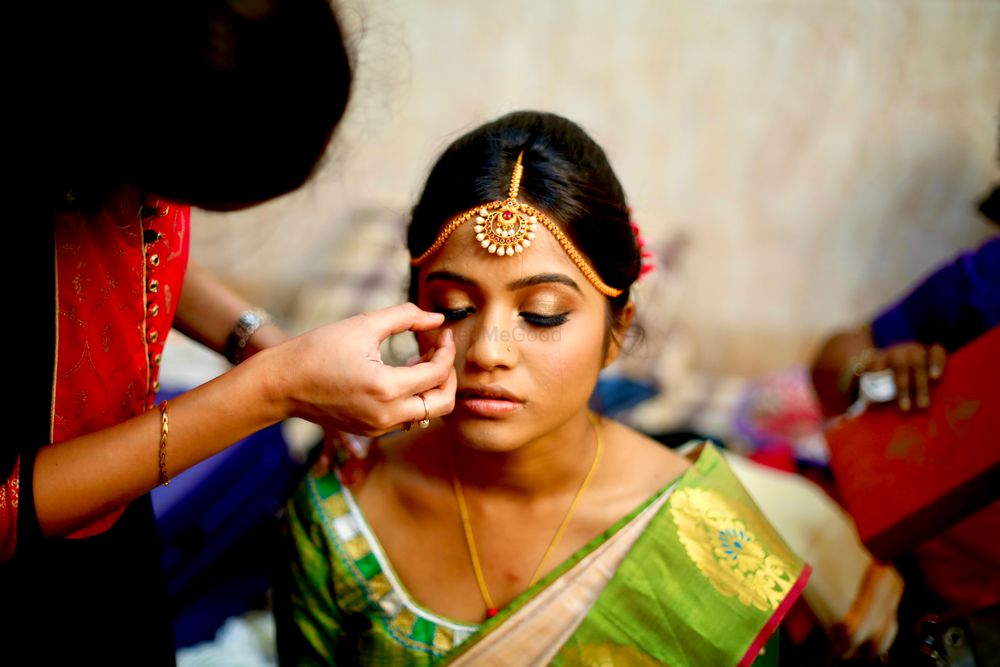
25;262;457;541
349;216;690;623
810;325;947;417
172;259;292;356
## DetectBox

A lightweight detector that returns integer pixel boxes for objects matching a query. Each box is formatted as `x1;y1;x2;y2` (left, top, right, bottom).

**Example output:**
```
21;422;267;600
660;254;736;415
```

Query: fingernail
900;396;911;411
917;395;929;409
930;365;942;379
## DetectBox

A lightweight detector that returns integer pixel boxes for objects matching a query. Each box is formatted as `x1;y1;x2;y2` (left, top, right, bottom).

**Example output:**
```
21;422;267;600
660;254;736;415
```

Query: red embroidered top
0;188;189;559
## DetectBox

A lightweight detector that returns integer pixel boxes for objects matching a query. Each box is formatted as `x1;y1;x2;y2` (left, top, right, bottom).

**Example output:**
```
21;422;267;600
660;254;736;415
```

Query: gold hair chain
411;153;623;298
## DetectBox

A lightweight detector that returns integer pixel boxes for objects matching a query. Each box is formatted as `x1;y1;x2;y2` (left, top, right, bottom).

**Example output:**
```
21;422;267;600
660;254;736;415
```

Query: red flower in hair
628;208;656;281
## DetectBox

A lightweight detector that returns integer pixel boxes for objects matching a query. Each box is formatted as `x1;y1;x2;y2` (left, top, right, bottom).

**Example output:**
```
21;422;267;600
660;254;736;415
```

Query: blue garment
872;236;1000;351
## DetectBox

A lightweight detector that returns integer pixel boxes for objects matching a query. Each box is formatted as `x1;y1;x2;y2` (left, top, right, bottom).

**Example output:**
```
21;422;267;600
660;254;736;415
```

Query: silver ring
419;394;430;429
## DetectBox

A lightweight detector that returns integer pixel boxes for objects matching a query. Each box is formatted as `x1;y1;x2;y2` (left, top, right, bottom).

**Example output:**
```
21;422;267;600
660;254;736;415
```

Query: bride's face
415;217;624;452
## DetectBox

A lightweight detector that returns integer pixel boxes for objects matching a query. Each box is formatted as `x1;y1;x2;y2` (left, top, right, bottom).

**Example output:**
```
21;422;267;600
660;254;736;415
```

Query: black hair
32;0;353;212
407;111;640;323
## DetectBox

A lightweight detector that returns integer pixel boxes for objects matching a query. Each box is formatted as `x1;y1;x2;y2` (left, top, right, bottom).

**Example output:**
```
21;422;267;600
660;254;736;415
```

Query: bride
276;111;808;666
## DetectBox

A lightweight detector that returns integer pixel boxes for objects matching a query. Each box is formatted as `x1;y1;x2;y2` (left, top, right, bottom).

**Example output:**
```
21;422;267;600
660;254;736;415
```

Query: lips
456;385;524;417
457;385;523;402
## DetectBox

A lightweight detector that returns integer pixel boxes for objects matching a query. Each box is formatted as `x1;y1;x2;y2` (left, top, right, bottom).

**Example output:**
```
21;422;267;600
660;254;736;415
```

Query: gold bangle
158;400;170;486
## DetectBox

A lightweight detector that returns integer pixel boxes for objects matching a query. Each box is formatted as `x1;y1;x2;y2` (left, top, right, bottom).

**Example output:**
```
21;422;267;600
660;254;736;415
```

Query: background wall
177;0;999;433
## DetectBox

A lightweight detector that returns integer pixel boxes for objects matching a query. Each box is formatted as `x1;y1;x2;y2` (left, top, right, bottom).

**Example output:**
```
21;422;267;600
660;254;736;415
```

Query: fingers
369;329;456;433
297;304;456;437
398;365;457;431
912;349;930;409
888;344;923;411
417;362;457;420
893;360;912;412
865;350;888;373
884;342;944;411
367;303;445;339
914;344;947;409
393;376;457;433
322;326;455;435
390;329;457;398
928;344;947;381
393;394;431;431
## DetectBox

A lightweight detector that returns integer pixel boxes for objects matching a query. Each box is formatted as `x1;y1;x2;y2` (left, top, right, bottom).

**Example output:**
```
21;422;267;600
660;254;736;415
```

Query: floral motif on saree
670;487;794;612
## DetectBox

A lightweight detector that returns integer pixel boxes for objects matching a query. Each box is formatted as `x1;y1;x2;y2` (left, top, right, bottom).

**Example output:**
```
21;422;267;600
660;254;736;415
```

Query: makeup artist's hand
256;302;457;435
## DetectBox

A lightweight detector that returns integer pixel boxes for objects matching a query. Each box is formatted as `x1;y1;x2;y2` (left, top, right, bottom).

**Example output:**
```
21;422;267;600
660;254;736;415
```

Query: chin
442;417;533;454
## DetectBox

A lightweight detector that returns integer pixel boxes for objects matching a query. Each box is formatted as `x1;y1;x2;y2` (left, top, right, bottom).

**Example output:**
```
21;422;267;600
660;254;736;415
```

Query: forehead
419;216;591;291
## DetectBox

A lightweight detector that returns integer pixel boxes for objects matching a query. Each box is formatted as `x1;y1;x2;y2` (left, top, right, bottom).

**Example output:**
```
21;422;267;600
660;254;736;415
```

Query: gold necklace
449;412;604;619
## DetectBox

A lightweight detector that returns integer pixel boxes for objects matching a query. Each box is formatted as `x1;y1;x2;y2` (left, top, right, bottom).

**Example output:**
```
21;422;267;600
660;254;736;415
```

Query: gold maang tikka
411;151;623;298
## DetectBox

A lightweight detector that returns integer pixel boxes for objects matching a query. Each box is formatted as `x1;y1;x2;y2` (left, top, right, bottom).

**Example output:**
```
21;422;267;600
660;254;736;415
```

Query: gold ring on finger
419;394;431;429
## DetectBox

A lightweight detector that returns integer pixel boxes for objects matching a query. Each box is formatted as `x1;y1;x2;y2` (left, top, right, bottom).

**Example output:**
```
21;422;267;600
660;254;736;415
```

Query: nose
463;308;515;372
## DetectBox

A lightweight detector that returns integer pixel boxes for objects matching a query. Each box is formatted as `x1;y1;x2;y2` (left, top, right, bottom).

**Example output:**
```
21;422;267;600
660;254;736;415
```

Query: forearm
32;349;289;538
13;302;456;549
174;259;289;359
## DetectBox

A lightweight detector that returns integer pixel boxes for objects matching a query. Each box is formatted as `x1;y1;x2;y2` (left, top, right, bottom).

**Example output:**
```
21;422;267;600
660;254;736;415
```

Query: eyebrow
425;270;582;294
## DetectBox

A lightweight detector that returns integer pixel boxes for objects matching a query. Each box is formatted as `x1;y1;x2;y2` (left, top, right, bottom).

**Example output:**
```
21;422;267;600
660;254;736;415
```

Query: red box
825;327;1000;561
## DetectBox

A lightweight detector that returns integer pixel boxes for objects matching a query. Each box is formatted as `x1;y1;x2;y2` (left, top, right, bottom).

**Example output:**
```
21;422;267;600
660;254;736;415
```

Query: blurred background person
808;176;999;665
810;190;998;417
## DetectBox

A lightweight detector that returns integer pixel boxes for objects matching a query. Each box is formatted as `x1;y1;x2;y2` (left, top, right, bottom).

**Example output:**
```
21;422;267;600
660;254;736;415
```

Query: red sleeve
1;457;20;563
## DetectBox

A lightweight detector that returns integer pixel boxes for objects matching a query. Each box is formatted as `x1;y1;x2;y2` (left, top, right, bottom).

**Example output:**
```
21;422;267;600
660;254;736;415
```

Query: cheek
446;322;474;353
524;326;605;392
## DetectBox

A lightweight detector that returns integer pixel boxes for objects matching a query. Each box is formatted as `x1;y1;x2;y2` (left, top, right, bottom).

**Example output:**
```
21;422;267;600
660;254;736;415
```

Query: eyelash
436;308;569;328
521;313;569;328
439;307;474;322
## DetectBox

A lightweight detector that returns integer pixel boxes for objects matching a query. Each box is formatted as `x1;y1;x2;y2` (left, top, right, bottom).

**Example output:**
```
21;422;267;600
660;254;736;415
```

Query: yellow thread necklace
449;412;604;620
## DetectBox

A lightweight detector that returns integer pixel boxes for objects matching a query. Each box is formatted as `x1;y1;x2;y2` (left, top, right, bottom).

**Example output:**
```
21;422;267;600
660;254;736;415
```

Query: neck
445;410;599;498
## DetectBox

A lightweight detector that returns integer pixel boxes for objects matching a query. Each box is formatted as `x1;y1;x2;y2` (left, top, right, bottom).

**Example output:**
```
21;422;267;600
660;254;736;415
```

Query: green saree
278;444;809;665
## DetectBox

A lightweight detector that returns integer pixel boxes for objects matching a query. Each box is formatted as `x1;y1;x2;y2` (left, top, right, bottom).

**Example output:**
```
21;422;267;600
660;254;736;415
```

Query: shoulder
343;426;452;512
597;418;691;501
602;418;690;470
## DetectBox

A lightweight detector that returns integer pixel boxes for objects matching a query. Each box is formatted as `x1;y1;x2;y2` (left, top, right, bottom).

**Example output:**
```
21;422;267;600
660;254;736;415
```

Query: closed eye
521;312;569;327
